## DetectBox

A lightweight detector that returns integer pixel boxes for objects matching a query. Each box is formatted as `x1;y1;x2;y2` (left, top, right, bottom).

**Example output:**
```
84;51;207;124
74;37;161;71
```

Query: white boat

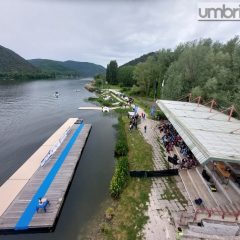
102;106;110;112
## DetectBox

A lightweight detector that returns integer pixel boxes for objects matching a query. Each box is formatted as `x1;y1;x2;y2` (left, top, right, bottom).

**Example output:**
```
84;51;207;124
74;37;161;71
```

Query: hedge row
110;157;129;198
114;116;128;157
110;115;129;199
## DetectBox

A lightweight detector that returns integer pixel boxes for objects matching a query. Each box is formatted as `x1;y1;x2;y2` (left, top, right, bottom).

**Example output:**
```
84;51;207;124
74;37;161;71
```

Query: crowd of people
129;113;140;130
128;111;147;131
159;121;198;169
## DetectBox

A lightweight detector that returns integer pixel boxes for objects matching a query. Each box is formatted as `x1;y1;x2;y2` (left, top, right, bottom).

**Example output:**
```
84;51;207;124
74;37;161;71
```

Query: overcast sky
0;0;239;67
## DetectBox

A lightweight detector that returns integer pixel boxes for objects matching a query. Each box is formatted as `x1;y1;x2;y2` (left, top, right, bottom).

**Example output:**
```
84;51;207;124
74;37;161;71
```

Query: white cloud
0;0;239;67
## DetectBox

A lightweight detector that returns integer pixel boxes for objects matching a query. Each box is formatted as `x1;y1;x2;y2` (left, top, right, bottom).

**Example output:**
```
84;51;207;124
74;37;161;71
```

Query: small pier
0;118;91;233
78;106;103;110
78;106;123;111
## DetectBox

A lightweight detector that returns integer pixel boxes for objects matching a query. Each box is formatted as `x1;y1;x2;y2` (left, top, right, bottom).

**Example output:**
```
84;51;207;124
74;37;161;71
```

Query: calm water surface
0;78;117;240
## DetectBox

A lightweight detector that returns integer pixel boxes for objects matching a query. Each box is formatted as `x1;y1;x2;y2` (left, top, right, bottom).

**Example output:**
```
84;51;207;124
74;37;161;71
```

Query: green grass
102;84;121;90
123;116;153;171
88;96;114;107
101;114;154;240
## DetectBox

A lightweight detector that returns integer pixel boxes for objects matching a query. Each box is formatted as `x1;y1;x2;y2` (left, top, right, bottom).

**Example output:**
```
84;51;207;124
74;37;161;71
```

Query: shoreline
82;85;154;239
84;81;96;92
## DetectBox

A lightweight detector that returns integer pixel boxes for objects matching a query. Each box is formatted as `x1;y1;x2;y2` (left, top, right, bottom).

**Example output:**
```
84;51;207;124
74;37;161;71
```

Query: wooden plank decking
0;120;91;233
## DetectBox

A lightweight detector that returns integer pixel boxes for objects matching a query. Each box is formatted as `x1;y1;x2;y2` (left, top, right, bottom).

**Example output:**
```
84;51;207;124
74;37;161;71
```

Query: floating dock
78;106;103;110
78;106;122;111
0;118;91;233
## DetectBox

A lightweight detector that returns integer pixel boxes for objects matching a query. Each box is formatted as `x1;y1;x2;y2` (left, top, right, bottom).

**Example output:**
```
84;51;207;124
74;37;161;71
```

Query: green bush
88;97;98;101
87;96;113;107
129;85;142;95
110;157;129;198
155;110;167;120
115;140;128;157
114;116;128;157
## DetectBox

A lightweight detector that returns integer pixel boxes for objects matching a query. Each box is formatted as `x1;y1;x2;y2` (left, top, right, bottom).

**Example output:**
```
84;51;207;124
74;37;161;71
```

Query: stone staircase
182;219;240;239
179;167;240;223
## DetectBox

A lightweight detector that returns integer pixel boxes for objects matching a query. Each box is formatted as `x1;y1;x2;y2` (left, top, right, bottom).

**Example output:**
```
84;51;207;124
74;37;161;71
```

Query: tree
106;60;118;84
119;37;240;113
117;66;135;87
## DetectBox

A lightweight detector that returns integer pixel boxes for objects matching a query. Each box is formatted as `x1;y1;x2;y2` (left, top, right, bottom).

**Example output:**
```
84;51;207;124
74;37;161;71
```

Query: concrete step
227;203;239;214
229;179;240;195
183;229;240;240
232;202;240;212
206;163;240;203
187;168;218;208
179;169;199;209
196;166;230;206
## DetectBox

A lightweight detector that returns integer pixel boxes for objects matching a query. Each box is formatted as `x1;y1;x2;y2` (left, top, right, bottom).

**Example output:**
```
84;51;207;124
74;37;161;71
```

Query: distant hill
29;59;106;77
62;61;106;77
0;44;105;81
121;52;157;67
28;59;76;75
0;45;37;73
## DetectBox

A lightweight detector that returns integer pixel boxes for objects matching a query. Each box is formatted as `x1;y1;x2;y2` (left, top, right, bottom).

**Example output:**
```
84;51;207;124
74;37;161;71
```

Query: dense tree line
115;36;240;112
0;71;55;81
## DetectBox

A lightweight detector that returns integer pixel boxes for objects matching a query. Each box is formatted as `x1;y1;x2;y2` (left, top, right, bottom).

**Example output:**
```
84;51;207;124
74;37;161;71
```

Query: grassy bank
101;113;153;240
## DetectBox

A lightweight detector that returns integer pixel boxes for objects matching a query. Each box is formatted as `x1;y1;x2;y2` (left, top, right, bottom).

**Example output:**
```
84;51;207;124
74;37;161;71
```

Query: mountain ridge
29;59;106;77
0;44;106;80
121;52;157;67
0;45;37;73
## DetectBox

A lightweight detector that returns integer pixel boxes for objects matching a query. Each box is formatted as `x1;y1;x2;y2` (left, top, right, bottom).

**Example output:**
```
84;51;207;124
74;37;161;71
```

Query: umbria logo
198;2;240;21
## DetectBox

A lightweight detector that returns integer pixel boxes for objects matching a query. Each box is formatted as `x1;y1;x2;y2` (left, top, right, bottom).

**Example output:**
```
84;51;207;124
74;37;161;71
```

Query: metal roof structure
156;100;240;165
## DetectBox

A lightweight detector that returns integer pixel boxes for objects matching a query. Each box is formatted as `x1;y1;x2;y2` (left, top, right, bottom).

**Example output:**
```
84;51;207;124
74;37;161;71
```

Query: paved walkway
137;110;193;240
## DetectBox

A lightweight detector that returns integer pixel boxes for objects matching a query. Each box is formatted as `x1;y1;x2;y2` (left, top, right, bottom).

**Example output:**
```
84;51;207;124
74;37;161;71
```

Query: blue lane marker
15;123;84;230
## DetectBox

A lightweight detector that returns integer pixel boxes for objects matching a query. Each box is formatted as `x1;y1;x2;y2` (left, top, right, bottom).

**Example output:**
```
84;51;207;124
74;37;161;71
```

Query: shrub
129;85;142;95
105;207;115;220
115;140;128;157
99;223;110;233
110;157;129;198
155;110;167;120
114;116;128;157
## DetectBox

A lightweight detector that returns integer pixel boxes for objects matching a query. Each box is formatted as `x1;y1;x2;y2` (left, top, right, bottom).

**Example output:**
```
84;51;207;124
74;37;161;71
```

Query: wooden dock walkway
0;119;91;233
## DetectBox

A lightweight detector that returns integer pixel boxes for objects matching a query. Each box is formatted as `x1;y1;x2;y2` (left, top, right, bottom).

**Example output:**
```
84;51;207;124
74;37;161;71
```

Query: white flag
162;79;165;87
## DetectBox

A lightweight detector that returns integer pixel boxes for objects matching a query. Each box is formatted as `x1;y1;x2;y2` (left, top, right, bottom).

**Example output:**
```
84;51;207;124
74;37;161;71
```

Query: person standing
144;125;147;133
176;227;183;239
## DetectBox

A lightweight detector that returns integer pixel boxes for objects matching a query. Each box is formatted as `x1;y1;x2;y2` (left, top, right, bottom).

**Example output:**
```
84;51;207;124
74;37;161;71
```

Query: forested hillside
0;44;105;81
0;45;37;73
28;59;75;74
29;59;106;77
63;61;106;77
121;52;156;67
107;37;240;112
0;45;55;81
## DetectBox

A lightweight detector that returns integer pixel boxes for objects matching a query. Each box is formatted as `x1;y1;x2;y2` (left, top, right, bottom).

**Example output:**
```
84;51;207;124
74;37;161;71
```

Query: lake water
0;78;117;239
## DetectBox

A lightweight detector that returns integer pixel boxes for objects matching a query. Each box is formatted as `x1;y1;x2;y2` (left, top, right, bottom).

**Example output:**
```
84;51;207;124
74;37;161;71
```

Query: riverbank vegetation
103;36;240;113
88;96;114;107
100;111;153;240
0;71;55;81
114;116;128;157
